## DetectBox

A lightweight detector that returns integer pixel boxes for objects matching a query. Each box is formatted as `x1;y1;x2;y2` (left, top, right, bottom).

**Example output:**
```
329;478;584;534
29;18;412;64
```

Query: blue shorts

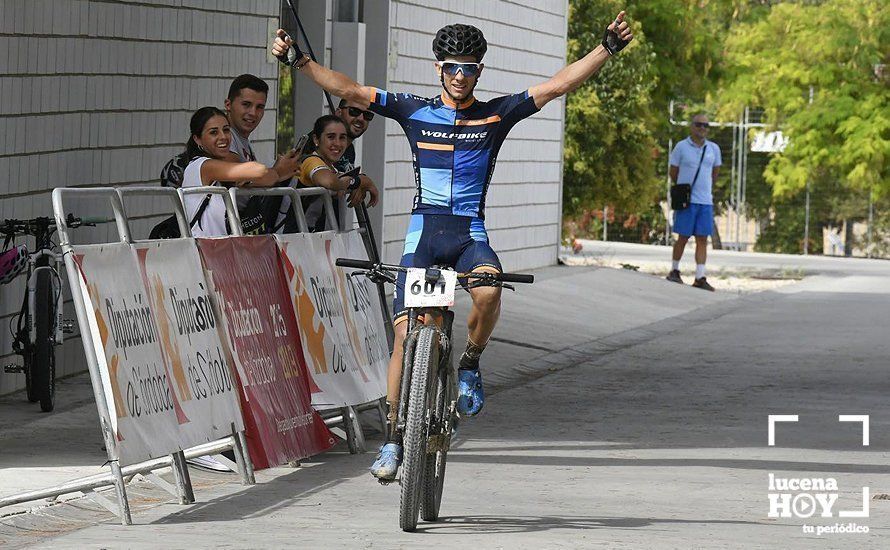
673;203;713;237
393;214;501;322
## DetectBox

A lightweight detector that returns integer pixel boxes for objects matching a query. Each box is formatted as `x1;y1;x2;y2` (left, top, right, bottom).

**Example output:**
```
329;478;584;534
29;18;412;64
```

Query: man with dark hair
225;74;270;164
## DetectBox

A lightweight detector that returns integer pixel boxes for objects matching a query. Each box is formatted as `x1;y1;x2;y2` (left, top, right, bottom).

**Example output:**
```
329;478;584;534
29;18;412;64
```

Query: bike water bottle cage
437;62;482;78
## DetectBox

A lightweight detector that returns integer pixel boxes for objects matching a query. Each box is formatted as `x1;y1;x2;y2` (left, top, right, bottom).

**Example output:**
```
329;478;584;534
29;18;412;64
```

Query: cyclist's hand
602;11;633;55
272;29;304;66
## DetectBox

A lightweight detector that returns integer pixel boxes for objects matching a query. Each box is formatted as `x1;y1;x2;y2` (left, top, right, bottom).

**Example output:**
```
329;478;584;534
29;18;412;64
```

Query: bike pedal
378;478;396;486
4;364;24;373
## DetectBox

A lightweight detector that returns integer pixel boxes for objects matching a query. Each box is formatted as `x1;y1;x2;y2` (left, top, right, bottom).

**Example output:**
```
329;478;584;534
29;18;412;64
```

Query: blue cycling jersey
368;89;539;218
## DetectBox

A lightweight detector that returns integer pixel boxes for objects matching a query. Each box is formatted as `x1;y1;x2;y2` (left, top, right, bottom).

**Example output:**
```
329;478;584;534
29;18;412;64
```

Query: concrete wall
0;0;281;395
380;0;568;269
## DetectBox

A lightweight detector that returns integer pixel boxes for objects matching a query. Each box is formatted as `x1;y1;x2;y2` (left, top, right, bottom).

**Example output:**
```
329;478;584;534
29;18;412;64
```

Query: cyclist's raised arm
272;29;376;109
528;11;633;110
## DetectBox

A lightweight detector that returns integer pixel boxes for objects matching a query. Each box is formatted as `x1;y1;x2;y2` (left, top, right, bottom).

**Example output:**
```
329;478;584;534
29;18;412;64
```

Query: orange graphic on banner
73;254;127;442
150;276;192;401
325;240;370;383
294;264;328;374
135;248;189;425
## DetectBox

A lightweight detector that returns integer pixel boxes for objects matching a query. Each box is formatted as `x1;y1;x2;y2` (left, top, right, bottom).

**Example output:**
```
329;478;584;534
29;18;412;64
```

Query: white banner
276;232;388;409
72;240;243;466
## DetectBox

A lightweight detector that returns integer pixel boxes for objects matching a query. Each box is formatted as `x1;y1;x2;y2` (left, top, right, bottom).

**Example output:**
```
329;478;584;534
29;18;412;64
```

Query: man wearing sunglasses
666;114;722;291
299;98;375;172
273;11;633;481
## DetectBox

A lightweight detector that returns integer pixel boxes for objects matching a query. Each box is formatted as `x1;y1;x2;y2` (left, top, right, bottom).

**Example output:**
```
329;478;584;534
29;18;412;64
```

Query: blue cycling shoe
370;442;402;481
457;368;484;416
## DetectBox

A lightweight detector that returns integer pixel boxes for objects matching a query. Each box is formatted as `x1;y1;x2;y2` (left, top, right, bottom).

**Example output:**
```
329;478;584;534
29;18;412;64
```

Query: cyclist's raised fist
602;11;633;55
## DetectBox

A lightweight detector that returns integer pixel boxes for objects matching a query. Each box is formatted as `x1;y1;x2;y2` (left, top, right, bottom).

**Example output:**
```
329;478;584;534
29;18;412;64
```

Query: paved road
6;257;890;548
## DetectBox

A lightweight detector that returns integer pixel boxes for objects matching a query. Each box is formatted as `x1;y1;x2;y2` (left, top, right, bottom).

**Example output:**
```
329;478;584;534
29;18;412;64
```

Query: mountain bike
1;215;100;412
335;258;534;531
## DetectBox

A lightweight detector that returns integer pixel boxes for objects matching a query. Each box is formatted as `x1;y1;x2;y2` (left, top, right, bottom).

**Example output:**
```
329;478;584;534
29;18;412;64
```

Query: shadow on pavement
414;514;762;534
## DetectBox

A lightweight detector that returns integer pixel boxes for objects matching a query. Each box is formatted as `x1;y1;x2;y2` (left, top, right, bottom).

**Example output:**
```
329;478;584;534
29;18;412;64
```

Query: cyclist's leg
372;214;452;479
453;218;503;416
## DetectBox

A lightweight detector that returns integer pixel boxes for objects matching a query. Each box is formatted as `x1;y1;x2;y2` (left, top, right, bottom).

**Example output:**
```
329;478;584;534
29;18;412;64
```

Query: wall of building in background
381;0;568;269
0;0;280;395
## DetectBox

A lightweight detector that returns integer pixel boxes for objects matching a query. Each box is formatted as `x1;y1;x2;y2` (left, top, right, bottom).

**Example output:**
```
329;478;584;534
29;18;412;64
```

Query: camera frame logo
767;414;870;536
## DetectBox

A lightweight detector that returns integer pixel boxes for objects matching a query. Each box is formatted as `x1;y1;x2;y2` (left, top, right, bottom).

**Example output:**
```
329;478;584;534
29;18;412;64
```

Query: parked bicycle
335;257;533;531
1;214;102;412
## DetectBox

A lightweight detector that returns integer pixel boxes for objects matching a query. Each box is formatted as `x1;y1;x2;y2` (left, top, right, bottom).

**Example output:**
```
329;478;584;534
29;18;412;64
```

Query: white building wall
380;0;568;270
0;0;280;395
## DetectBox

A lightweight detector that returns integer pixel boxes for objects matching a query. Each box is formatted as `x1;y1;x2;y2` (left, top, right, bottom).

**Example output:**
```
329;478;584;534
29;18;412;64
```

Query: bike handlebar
495;272;535;284
335;258;375;270
335;258;534;284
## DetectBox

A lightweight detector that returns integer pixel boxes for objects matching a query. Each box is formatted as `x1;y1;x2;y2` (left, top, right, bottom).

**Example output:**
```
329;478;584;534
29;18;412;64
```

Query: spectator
299;98;373;169
666;113;722;291
272;99;378;233
297;115;378;232
180;107;298;237
161;75;299;231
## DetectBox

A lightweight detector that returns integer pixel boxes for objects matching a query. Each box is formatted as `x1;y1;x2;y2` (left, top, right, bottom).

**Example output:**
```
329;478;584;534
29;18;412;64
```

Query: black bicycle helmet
432;24;488;62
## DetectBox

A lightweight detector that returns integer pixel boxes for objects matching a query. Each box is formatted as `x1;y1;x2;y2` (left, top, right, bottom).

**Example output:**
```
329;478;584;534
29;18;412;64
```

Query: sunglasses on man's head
346;107;374;121
693;122;710;128
438;62;482;78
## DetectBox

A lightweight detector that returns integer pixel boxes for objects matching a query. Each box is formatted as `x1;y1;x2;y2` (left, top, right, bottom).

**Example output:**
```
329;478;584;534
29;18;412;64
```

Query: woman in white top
181;106;298;237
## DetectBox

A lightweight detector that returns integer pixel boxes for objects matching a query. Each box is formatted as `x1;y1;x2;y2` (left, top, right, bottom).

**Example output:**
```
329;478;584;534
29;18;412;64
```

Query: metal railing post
51;188;133;525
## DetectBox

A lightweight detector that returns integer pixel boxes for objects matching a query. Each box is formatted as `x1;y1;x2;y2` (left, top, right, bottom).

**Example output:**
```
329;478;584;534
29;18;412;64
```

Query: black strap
189;192;213;229
689;142;708;191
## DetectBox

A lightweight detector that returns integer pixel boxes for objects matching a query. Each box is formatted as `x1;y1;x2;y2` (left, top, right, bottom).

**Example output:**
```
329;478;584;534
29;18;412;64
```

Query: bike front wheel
421;361;453;522
31;267;56;412
399;325;439;532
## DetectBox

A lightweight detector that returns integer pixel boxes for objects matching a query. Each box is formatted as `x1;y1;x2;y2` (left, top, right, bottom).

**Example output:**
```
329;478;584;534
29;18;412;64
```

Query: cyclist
272;12;633;481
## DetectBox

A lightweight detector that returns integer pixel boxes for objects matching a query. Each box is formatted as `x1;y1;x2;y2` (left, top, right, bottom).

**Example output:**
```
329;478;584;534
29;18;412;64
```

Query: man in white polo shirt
666;113;722;291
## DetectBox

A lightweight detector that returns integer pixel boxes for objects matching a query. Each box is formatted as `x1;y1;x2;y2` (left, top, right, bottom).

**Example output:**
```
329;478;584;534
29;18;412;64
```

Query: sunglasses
438;61;482;78
346;107;374;121
693;122;711;128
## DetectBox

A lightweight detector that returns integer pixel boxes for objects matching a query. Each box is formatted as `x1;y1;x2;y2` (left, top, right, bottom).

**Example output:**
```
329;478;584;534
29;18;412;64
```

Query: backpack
160;153;189;188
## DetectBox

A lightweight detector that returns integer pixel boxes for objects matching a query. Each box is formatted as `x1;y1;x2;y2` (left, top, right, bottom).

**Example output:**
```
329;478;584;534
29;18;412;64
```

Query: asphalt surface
3;249;890;548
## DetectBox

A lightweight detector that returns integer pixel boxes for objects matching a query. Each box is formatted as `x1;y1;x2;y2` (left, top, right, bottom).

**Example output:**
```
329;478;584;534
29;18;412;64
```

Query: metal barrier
0;188;255;526
229;187;389;454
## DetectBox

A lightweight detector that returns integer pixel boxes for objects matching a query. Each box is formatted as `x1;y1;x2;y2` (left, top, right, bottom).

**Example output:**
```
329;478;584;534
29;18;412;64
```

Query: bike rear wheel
31;266;56;412
421;362;452;521
399;325;438;532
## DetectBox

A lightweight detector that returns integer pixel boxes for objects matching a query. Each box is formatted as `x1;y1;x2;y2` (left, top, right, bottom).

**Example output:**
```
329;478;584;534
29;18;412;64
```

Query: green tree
719;0;889;198
563;0;661;223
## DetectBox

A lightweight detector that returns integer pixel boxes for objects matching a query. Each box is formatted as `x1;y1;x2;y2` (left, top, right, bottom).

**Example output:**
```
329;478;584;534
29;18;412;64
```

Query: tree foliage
563;0;661;218
718;0;889;198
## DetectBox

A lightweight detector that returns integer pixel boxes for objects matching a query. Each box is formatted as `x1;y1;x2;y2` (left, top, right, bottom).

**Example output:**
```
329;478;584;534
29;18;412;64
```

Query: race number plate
404;268;458;308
